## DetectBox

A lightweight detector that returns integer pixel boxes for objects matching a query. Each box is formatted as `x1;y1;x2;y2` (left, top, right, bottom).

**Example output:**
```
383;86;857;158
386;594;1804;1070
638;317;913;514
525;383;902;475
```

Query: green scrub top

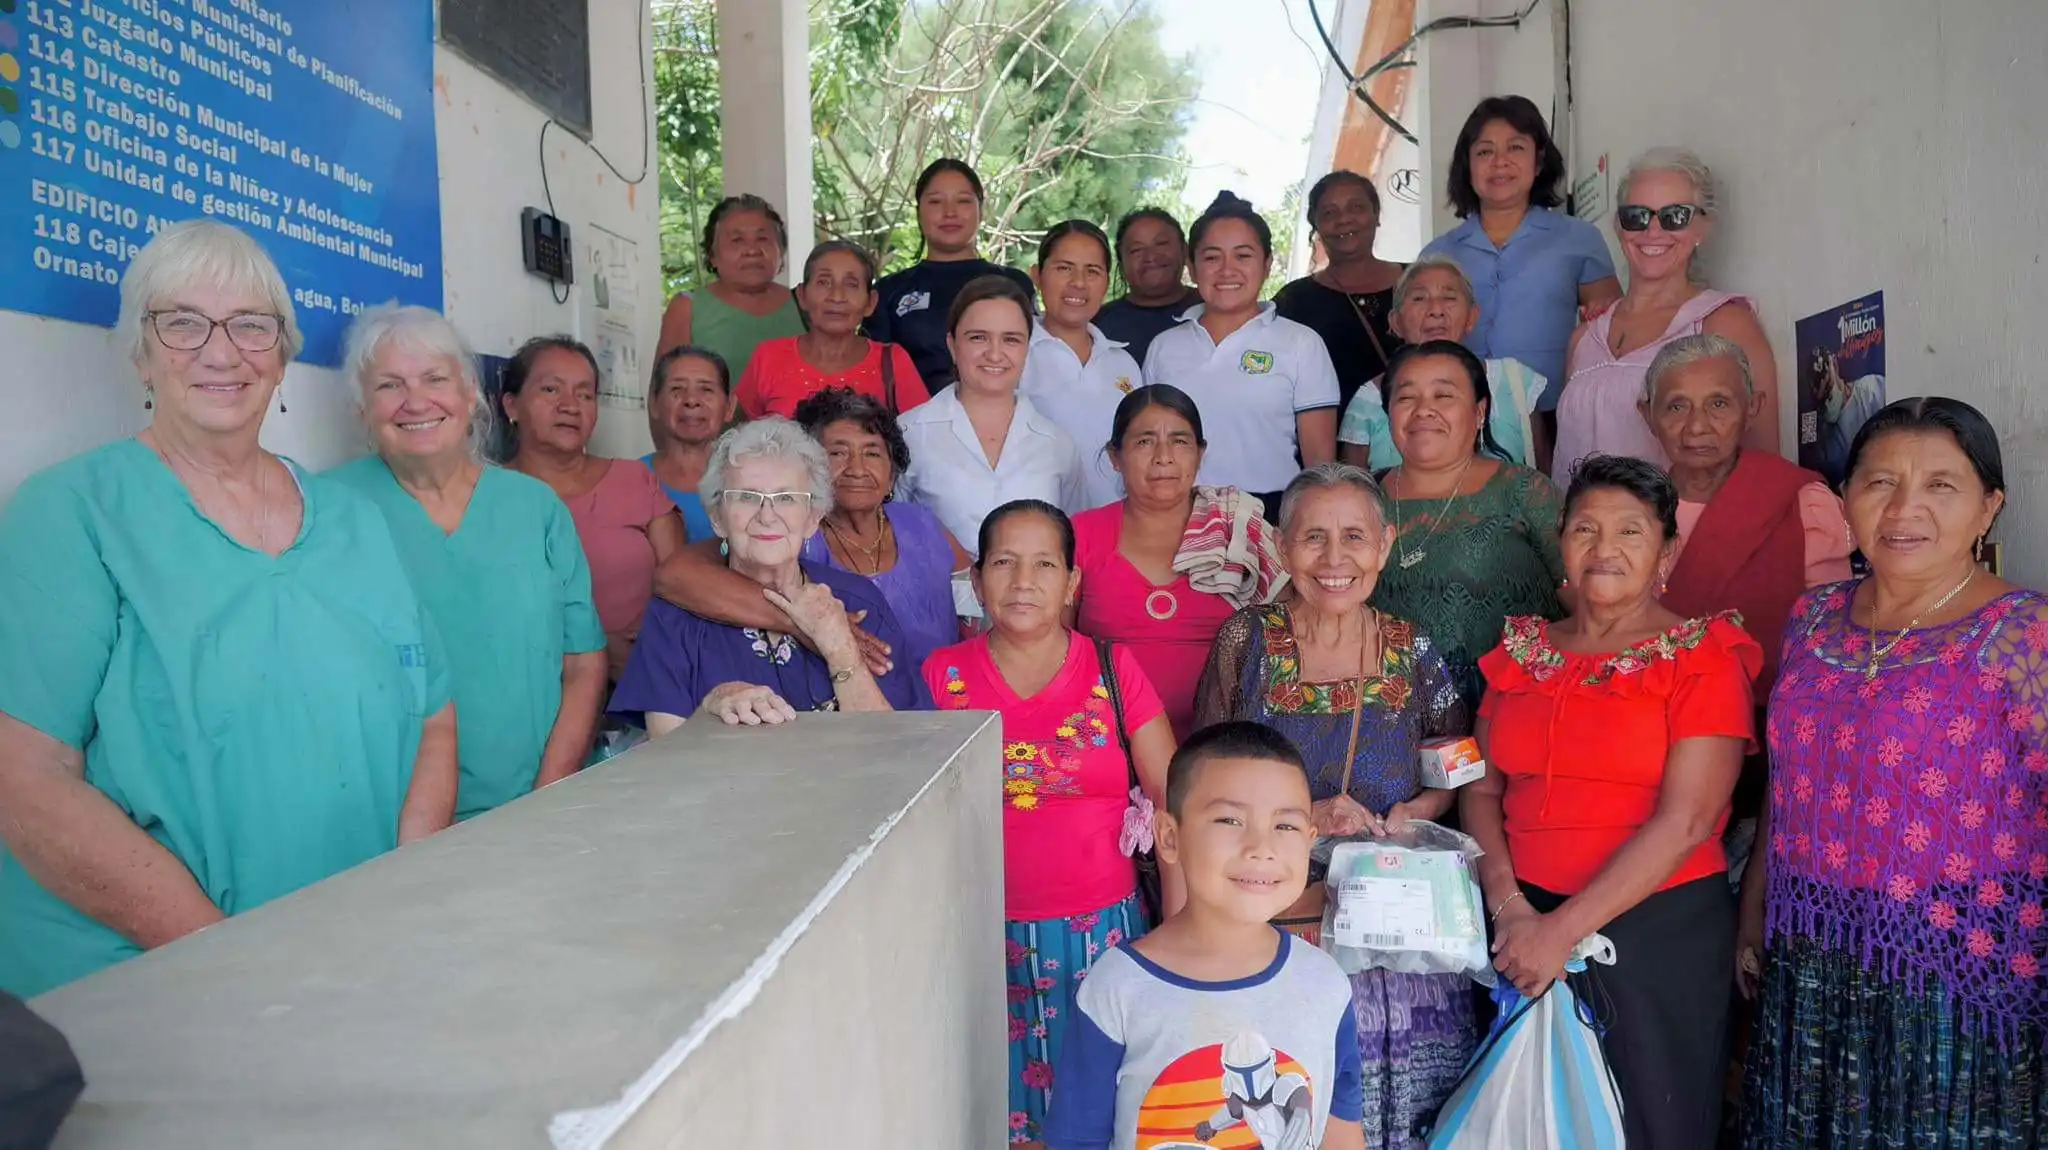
0;441;450;998
325;459;605;820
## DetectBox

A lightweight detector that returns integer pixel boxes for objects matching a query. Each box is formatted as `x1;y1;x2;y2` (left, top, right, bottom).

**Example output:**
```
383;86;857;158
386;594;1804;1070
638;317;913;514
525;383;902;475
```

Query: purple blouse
802;502;959;673
1765;583;2048;1047
607;559;932;721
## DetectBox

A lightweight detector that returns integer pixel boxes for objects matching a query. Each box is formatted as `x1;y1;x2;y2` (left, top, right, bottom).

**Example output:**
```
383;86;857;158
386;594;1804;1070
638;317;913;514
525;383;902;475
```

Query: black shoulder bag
1095;637;1163;925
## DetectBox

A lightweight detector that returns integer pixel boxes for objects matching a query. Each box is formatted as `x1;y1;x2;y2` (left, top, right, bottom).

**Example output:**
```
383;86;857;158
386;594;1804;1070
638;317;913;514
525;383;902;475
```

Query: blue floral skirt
1004;891;1148;1144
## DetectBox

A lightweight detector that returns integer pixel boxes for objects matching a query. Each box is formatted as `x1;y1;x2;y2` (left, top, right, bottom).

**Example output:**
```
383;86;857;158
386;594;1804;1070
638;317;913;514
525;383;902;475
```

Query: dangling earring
277;387;288;414
143;387;154;411
1975;535;1987;563
718;539;729;558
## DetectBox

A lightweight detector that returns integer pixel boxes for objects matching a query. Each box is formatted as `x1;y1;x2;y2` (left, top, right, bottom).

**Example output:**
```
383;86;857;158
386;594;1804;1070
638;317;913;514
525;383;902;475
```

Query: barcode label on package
1331;877;1437;950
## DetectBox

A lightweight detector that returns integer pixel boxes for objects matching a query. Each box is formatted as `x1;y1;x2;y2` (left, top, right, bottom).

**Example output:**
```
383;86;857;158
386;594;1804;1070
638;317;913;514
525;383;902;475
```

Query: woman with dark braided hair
655;193;804;379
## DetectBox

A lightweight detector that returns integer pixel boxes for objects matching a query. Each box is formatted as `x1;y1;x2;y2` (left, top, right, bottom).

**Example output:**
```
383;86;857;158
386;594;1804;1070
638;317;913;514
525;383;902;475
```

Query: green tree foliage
654;0;1197;293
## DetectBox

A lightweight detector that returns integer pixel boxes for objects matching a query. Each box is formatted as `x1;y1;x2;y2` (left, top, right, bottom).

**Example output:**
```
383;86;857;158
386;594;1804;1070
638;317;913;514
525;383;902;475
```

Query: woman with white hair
0;221;457;997
328;305;609;821
1552;147;1781;486
609;417;930;730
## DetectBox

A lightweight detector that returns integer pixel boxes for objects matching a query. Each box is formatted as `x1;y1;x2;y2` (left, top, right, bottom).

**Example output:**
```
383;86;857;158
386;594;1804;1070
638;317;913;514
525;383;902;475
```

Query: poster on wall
1795;291;1886;488
0;0;442;366
583;223;642;409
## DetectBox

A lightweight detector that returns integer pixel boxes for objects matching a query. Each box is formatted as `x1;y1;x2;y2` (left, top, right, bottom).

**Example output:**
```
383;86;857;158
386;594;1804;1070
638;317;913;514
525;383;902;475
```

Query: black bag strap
1094;636;1138;793
877;340;899;415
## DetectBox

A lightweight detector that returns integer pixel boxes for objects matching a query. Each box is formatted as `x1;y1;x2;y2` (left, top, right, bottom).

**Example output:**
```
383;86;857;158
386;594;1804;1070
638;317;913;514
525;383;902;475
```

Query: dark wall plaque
439;0;595;137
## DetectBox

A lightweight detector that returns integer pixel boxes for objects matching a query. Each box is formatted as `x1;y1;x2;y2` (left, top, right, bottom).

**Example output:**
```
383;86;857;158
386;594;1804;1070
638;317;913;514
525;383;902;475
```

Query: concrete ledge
35;712;1005;1148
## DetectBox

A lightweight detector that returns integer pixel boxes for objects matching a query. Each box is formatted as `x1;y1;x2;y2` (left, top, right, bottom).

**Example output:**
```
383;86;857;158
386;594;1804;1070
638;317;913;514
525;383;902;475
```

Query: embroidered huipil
924;630;1164;921
1478;611;1760;895
1765;584;2048;1047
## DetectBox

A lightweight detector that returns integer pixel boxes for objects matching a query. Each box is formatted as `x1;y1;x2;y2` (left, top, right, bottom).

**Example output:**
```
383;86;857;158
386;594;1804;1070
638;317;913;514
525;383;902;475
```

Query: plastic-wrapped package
1320;820;1489;978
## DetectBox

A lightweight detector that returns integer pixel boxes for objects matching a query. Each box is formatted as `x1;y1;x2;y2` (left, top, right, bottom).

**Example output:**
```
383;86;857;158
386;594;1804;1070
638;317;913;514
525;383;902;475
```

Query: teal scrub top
0;441;450;998
326;459;605;820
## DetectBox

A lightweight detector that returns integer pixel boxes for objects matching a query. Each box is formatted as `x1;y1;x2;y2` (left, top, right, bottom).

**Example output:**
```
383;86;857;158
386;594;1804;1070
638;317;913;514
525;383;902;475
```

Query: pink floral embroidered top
1765;584;2048;1046
1478;611;1761;896
924;630;1164;921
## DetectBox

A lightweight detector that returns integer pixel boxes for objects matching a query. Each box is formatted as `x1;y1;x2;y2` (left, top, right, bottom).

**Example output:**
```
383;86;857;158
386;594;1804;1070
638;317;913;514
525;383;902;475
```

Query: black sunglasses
1616;203;1700;232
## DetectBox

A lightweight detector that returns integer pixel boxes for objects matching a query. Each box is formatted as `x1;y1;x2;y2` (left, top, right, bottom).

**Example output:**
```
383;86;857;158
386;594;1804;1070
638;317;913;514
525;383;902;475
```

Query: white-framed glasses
147;310;284;353
718;489;815;517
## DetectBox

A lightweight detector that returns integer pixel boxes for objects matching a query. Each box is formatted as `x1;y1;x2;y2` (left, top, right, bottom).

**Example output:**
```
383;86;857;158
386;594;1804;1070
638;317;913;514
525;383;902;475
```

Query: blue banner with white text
0;0;441;366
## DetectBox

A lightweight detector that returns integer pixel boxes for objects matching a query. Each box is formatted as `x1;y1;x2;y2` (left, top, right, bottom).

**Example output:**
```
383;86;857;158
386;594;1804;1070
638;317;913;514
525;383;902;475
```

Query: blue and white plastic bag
1426;934;1625;1149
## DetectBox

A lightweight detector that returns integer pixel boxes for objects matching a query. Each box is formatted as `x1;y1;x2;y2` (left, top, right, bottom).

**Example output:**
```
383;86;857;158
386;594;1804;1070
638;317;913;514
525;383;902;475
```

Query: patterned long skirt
1350;968;1478;1149
1742;936;2047;1148
1004;892;1148;1144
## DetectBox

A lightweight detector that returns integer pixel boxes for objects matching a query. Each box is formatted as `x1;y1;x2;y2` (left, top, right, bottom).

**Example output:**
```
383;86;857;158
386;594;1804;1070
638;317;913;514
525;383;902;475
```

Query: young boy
1042;722;1365;1150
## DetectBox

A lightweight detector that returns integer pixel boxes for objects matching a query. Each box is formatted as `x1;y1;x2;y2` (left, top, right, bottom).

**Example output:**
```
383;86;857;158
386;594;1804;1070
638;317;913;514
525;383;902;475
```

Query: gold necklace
1391;452;1475;570
825;514;891;575
1861;569;1976;680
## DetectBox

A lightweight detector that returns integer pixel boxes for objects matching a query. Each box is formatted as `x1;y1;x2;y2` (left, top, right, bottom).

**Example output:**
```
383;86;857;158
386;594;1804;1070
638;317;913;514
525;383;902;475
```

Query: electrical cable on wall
535;0;654;305
1306;0;1545;145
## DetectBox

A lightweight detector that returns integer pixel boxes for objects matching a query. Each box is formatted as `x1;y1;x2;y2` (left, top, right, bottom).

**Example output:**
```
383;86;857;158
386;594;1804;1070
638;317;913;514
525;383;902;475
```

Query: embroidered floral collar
1500;610;1742;686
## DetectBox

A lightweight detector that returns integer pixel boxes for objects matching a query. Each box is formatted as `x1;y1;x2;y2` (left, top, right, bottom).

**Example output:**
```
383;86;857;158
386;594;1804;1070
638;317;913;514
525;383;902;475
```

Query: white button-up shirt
1141;302;1341;494
898;384;1088;557
1018;322;1145;510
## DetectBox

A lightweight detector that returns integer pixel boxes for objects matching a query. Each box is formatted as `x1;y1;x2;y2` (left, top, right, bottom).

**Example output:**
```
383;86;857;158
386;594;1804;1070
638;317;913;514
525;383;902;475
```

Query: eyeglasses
718;489;815;517
1615;204;1700;233
147;310;284;353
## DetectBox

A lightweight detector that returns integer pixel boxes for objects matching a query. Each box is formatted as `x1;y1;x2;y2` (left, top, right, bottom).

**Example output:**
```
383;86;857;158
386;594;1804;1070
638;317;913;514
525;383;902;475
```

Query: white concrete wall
1568;0;2048;580
0;1;660;503
1414;0;1559;241
1416;0;2048;582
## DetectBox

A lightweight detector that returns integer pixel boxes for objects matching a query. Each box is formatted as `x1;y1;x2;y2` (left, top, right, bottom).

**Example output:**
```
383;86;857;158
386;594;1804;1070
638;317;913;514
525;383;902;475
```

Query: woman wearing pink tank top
1552;148;1782;486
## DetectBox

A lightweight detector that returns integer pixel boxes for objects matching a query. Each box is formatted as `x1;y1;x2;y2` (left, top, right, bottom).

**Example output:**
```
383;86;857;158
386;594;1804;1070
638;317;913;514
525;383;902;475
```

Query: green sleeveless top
1370;463;1567;707
689;289;804;381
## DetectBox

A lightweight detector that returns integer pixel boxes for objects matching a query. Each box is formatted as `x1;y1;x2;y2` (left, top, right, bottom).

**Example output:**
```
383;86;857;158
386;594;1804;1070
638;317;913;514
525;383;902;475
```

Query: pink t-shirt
735;336;931;419
924;629;1164;921
1072;504;1239;742
563;459;676;645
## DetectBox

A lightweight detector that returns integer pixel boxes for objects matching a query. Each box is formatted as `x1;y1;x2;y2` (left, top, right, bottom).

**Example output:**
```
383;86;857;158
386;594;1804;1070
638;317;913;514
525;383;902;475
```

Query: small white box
1419;736;1487;789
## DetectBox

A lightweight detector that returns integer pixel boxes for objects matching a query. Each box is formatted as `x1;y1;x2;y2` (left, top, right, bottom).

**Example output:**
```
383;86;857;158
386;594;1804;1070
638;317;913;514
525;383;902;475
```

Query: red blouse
1478;612;1761;896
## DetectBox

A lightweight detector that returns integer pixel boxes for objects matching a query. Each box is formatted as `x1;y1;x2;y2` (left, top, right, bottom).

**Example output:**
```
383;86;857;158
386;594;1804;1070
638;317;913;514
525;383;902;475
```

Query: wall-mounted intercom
521;208;574;284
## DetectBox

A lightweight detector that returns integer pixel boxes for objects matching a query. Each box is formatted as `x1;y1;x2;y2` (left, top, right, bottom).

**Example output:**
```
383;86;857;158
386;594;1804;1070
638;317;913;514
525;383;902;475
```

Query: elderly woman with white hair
1339;253;1552;470
1552;147;1782;485
327;305;609;820
609;417;930;730
1193;461;1476;1148
0;222;457;997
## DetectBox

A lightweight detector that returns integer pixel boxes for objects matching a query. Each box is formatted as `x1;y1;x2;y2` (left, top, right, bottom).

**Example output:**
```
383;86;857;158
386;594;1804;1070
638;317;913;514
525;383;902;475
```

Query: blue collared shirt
1420;207;1616;412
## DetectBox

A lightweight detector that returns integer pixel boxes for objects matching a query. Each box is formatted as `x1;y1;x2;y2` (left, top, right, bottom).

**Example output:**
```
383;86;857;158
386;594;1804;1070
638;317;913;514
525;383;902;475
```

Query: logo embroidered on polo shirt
1114;376;1134;393
897;291;932;317
1240;350;1275;375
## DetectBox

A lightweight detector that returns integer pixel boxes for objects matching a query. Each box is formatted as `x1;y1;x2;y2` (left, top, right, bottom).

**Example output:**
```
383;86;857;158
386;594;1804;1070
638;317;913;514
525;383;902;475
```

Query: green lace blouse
1371;463;1567;706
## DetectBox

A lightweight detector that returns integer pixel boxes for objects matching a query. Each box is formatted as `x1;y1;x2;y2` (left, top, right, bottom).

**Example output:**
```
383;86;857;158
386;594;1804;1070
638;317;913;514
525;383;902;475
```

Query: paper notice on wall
584;224;644;409
1795;292;1886;487
1571;153;1610;222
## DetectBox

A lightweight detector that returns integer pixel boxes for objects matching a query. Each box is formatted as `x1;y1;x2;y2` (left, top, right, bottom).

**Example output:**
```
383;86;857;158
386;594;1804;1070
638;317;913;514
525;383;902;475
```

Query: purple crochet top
1765;582;2048;1048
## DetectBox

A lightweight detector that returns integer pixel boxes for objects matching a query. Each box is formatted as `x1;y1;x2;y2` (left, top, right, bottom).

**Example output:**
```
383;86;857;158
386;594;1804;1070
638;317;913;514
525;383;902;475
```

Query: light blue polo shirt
1419;207;1616;412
